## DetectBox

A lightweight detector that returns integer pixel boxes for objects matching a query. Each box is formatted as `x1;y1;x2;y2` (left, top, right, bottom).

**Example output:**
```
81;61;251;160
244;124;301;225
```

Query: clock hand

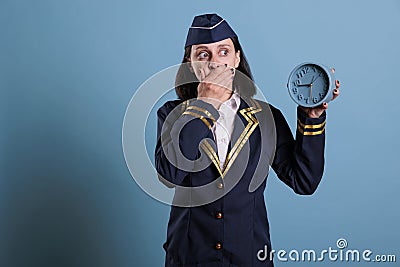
309;83;313;99
298;75;319;87
311;73;322;84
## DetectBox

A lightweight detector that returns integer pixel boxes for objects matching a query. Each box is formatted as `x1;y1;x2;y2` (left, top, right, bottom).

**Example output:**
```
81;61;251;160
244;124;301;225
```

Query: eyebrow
194;46;209;50
194;44;232;50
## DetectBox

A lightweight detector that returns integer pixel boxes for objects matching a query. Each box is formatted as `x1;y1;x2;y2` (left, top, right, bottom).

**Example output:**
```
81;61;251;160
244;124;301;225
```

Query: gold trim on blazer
200;140;223;177
186;106;216;123
182;111;212;129
201;98;262;178
297;119;326;136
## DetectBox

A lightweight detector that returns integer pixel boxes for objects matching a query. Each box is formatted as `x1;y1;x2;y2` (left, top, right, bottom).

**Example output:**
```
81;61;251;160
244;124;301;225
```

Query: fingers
310;102;328;118
206;63;232;82
206;65;223;81
333;88;340;100
314;102;328;112
197;68;206;93
313;102;328;113
331;68;340;99
200;68;206;81
214;66;235;87
216;69;235;92
320;102;328;110
332;79;340;100
335;79;340;89
202;63;234;89
197;62;235;101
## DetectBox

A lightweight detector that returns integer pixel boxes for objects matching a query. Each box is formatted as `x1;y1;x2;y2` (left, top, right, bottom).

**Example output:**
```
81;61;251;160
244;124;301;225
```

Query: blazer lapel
200;97;263;179
222;97;262;176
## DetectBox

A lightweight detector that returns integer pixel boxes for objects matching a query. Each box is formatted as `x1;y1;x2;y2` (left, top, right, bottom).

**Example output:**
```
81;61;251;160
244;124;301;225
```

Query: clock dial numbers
296;71;303;79
296;66;316;79
288;63;333;107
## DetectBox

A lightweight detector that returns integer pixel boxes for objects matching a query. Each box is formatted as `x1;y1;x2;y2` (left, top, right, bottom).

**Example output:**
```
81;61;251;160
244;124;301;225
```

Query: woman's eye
198;52;209;59
219;49;228;56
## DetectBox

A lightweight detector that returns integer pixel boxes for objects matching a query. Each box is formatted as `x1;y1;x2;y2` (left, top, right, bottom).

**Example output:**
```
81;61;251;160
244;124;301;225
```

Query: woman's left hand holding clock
300;69;341;118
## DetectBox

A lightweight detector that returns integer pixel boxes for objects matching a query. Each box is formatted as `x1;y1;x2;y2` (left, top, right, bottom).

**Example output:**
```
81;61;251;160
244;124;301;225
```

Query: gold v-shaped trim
200;141;223;177
200;98;263;178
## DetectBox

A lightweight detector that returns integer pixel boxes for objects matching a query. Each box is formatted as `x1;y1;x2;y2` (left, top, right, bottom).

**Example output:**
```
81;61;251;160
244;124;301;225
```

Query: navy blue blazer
155;97;326;267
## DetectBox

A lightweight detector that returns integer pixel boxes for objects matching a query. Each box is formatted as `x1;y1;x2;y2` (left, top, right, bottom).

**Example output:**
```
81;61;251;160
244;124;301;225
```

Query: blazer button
216;212;223;219
217;182;224;189
215;242;222;250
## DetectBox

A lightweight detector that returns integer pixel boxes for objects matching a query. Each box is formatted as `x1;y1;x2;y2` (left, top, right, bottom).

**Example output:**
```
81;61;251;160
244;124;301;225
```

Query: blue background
1;0;399;266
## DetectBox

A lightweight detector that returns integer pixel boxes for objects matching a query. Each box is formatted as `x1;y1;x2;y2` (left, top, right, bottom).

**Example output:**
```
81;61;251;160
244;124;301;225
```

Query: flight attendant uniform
155;13;327;267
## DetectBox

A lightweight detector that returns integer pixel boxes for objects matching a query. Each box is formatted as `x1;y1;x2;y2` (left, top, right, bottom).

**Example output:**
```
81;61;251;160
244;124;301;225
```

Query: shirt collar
220;92;240;112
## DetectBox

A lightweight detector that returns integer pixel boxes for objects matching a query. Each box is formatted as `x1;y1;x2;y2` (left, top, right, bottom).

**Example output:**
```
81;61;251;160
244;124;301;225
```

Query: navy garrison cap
185;14;237;47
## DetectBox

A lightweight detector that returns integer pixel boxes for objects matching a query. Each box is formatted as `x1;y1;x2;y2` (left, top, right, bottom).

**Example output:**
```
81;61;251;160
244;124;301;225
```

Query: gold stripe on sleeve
297;119;326;129
297;124;326;136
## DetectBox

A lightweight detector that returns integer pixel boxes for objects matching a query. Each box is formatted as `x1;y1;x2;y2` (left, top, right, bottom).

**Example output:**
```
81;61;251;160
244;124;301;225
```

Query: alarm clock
287;62;336;108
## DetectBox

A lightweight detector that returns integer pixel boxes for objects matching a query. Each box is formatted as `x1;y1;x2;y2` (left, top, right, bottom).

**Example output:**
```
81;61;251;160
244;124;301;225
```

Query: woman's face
188;38;241;81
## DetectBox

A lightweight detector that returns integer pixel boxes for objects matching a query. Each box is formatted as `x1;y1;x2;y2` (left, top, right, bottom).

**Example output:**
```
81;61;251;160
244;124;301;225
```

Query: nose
208;61;218;70
208;53;222;69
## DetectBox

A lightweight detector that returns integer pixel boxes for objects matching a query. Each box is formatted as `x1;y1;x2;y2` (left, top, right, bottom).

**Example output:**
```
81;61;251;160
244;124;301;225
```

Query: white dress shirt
212;93;241;170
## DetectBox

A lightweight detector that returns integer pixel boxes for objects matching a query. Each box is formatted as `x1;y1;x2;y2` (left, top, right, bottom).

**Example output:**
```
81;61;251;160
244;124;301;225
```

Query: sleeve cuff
296;107;326;136
181;99;220;129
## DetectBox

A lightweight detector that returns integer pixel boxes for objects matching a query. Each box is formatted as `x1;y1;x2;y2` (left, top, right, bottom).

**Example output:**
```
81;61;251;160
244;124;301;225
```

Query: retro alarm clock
287;62;336;108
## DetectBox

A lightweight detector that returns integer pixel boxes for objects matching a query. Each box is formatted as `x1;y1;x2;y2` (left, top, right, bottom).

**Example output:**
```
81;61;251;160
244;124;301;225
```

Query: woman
155;13;340;267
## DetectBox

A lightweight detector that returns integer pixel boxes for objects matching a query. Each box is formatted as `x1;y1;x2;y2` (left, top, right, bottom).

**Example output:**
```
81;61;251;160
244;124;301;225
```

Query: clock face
287;63;331;107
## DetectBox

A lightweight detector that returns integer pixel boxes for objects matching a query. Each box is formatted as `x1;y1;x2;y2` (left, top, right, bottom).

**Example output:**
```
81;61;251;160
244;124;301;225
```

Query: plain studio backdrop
1;0;399;266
